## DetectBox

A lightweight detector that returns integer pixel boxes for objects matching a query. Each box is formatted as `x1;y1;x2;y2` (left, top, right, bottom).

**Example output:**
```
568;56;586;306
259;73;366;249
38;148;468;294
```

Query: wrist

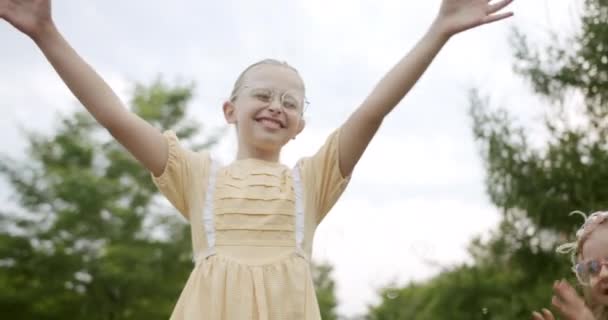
427;19;452;44
30;20;60;47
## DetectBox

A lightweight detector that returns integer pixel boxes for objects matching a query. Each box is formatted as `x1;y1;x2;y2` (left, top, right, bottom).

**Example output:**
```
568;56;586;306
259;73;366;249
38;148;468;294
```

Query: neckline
231;158;284;166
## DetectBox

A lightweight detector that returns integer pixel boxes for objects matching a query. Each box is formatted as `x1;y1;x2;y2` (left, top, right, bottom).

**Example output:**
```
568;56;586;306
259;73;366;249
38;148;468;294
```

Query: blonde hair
556;210;608;318
229;59;305;102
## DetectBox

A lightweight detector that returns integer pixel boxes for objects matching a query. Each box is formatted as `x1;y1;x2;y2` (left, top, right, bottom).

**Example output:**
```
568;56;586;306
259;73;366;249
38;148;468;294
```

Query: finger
541;308;555;320
482;11;514;24
487;0;514;14
531;311;543;320
554;280;582;306
552;296;576;320
552;295;566;314
532;310;549;320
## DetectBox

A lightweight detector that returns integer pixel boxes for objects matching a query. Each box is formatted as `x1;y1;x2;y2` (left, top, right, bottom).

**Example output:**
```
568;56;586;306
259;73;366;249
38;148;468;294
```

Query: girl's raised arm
337;0;514;177
1;0;168;176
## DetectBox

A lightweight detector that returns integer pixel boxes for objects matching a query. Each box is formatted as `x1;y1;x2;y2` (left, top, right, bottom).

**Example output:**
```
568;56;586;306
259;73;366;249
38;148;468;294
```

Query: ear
223;100;236;124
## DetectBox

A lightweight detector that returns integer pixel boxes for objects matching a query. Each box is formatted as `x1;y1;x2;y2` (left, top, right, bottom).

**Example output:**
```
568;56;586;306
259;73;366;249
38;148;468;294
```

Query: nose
267;98;283;114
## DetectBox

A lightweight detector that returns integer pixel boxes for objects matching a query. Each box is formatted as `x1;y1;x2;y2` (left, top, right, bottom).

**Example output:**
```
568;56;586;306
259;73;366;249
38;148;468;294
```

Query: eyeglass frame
574;257;608;285
230;85;310;115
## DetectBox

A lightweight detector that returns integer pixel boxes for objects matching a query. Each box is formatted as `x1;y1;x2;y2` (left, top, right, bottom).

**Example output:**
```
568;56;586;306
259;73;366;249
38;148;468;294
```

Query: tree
313;262;339;320
0;78;343;319
367;0;608;318
0;80;219;319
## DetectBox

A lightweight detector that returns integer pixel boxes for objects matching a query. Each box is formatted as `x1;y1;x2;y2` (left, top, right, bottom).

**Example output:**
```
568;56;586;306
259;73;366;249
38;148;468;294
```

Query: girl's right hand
532;280;596;320
552;280;595;320
532;308;555;320
2;0;168;176
0;0;54;40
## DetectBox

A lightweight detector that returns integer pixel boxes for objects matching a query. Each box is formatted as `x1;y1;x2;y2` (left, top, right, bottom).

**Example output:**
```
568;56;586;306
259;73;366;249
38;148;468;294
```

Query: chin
252;137;288;152
254;132;290;148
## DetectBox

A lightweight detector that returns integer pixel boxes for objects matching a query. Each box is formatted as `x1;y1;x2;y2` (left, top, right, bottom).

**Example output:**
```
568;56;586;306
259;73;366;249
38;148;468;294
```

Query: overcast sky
0;0;580;316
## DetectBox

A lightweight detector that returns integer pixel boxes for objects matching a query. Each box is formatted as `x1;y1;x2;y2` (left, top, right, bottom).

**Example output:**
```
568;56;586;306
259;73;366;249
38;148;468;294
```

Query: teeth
259;119;282;128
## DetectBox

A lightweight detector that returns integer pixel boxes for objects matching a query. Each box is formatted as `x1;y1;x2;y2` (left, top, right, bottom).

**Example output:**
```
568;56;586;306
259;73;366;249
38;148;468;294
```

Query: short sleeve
151;130;209;220
299;128;351;224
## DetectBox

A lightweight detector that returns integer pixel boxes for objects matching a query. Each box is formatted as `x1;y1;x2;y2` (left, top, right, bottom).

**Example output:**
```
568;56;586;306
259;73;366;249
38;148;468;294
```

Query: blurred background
1;0;605;318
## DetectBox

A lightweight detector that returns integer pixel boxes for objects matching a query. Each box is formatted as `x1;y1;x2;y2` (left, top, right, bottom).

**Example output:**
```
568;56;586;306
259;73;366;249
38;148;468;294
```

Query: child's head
223;59;307;156
558;211;608;310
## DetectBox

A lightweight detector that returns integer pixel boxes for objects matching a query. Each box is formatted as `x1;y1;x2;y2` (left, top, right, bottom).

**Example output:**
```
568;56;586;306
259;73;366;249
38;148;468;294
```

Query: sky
0;0;581;317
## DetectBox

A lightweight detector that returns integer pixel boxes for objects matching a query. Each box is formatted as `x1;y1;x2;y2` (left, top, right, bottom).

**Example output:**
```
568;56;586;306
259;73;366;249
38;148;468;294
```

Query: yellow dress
152;129;350;320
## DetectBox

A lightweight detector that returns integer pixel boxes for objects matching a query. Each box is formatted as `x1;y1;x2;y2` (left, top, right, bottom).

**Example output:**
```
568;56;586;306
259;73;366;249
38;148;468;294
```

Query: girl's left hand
433;0;514;37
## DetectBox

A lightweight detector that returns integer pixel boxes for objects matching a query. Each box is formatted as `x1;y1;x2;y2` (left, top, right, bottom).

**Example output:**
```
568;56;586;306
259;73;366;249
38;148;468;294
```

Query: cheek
590;275;608;293
288;115;302;130
234;108;257;127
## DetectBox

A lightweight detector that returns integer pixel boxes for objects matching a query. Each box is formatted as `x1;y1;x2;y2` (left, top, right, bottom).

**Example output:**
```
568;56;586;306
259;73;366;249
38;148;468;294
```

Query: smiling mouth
256;118;285;129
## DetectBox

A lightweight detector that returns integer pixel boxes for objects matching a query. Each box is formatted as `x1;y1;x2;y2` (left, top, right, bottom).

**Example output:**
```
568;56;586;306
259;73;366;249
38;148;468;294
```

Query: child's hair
556;210;608;318
229;59;305;102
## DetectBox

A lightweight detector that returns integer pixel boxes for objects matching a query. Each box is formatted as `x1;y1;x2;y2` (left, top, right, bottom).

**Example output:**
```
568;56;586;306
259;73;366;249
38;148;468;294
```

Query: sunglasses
575;257;608;281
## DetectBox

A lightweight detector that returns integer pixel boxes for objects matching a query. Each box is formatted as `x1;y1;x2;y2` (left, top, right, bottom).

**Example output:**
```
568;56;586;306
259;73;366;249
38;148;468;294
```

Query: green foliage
313;262;339;320
0;78;342;319
0;80;218;319
367;0;608;318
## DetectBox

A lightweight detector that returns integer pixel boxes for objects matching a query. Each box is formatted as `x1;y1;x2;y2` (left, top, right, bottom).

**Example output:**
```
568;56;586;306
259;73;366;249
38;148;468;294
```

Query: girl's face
224;64;306;156
580;225;608;305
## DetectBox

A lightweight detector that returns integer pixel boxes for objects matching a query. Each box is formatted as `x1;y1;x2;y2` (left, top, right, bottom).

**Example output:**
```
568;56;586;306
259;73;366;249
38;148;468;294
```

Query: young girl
533;211;608;320
1;0;514;319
